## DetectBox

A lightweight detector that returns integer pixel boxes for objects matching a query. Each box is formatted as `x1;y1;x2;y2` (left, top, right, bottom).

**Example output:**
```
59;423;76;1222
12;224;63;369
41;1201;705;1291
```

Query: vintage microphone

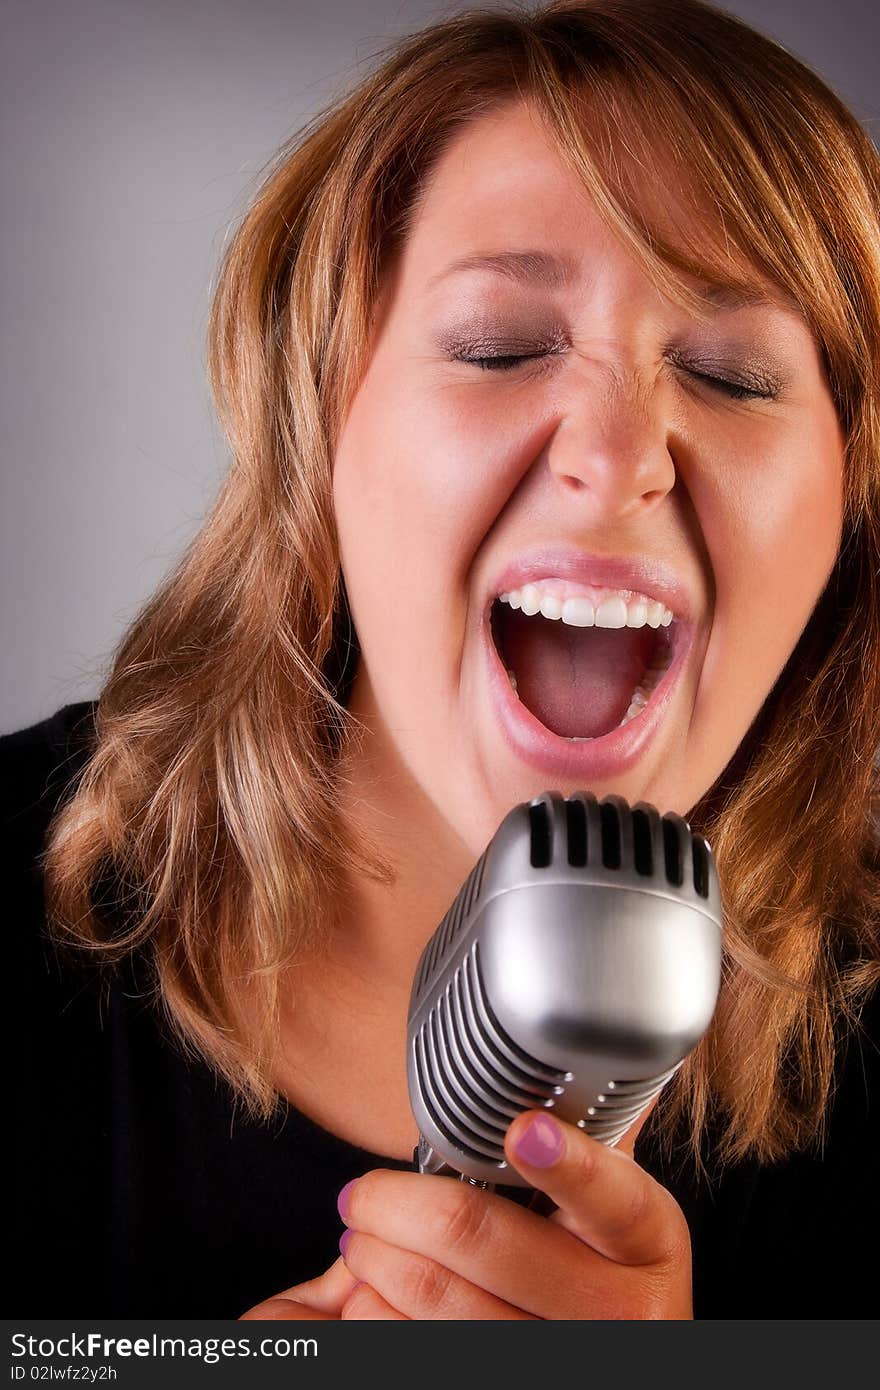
407;790;722;1203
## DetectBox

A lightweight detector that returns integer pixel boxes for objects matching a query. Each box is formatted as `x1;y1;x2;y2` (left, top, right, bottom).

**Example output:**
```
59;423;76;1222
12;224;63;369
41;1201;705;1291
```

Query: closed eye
453;351;549;373
683;368;776;401
453;352;778;401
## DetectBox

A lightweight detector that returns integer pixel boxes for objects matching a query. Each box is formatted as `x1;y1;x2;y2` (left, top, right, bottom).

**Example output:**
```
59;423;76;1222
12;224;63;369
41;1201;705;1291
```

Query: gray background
2;0;878;734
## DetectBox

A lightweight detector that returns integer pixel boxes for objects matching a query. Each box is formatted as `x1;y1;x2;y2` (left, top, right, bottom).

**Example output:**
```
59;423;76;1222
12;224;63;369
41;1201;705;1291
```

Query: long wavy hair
42;0;880;1170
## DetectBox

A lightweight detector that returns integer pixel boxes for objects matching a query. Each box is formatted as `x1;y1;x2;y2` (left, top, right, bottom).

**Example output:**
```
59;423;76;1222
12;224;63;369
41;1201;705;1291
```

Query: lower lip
481;610;692;781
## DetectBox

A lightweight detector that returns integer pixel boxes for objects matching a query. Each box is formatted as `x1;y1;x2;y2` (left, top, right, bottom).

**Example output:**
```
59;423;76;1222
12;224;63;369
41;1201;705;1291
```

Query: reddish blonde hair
43;0;880;1168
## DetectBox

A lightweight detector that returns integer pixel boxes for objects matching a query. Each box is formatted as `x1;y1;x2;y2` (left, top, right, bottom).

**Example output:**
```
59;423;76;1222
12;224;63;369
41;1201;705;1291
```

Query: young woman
8;0;880;1319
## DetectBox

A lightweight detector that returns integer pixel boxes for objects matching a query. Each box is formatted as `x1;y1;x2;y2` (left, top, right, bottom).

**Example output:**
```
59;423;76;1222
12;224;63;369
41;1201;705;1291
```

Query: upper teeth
499;582;675;629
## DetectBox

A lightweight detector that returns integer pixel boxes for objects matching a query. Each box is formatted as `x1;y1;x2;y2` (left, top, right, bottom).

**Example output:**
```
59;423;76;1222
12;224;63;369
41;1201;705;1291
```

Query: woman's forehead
397;97;793;319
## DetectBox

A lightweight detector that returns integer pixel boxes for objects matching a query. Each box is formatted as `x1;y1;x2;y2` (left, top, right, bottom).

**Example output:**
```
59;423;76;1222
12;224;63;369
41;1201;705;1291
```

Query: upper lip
485;546;697;626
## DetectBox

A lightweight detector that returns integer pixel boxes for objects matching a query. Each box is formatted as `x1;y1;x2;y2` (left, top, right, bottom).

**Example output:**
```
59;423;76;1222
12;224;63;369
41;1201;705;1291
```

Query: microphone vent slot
599;800;622;868
662;815;684;886
691;835;710;899
564;796;587;867
413;942;566;1166
659;813;712;898
580;1066;679;1146
631;808;654;876
528;800;552;868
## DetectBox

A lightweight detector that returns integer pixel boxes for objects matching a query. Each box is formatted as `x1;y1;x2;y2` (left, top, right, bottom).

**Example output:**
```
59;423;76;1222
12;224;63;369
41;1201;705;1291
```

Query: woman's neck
328;672;476;992
271;671;476;1158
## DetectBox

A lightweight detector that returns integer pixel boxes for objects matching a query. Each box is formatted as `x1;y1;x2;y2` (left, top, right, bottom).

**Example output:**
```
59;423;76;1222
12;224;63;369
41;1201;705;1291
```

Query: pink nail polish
337;1178;358;1220
339;1228;354;1259
513;1114;565;1167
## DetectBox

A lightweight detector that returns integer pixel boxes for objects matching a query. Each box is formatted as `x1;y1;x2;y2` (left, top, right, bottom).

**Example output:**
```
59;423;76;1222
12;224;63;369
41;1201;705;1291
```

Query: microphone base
413;1138;557;1216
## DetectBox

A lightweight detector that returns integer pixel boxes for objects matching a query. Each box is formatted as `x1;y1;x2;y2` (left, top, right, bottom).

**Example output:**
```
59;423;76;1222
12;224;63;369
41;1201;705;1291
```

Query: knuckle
633;1262;689;1318
661;1213;693;1269
649;1191;693;1266
621;1172;654;1232
582;1169;653;1248
631;1270;671;1319
403;1254;454;1313
573;1136;601;1186
435;1186;491;1256
349;1170;378;1217
566;1274;640;1322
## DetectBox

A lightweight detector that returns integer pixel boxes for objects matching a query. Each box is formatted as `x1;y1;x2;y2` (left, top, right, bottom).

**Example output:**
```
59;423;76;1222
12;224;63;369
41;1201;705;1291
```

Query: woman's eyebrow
698;283;782;311
423;246;786;314
424;248;575;292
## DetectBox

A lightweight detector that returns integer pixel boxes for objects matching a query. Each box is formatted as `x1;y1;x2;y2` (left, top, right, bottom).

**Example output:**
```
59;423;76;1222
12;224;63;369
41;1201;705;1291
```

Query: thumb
503;1108;687;1268
240;1256;359;1320
278;1255;360;1312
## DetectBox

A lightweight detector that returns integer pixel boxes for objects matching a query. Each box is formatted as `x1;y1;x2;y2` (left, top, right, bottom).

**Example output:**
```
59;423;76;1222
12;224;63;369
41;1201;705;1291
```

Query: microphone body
407;790;723;1188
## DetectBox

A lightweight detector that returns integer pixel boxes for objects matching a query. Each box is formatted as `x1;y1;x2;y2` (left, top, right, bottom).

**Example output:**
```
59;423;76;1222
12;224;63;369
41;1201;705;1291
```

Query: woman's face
332;99;845;858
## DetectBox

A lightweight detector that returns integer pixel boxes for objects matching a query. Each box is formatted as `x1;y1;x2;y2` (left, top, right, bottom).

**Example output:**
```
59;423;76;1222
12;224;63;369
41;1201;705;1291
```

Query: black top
7;702;879;1319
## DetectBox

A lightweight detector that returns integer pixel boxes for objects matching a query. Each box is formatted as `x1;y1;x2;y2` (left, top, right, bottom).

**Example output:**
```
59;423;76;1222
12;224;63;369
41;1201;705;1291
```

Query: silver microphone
407;790;723;1190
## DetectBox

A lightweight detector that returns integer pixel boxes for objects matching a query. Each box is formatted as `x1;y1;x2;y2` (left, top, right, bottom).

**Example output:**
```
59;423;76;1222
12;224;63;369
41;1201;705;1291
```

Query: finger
240;1256;359;1319
504;1111;690;1267
337;1168;645;1318
239;1298;340;1321
278;1255;361;1312
339;1229;536;1320
341;1283;409;1321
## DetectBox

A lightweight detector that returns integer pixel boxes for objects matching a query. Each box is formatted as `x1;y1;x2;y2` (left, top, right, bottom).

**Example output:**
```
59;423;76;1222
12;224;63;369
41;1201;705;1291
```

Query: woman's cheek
410;383;537;531
423;381;568;547
684;420;842;798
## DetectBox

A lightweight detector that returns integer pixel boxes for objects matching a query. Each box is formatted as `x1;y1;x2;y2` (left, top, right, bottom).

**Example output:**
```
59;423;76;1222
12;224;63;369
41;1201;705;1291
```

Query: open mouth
488;596;678;741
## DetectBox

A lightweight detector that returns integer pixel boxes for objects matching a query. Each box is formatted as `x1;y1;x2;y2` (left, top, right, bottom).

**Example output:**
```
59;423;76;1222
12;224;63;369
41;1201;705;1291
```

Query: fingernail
337;1178;358;1221
513;1113;565;1168
339;1228;354;1259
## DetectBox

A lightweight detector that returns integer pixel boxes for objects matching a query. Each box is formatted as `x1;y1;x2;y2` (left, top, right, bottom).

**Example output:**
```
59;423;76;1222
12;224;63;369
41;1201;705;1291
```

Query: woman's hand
334;1111;692;1319
242;1108;693;1320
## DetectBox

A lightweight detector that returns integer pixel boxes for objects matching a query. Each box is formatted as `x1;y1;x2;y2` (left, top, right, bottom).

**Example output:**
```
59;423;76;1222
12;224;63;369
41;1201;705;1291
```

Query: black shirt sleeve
7;703;880;1318
7;703;413;1318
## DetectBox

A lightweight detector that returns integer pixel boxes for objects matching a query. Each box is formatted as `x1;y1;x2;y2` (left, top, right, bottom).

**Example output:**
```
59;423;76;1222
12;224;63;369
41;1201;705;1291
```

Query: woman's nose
546;373;677;524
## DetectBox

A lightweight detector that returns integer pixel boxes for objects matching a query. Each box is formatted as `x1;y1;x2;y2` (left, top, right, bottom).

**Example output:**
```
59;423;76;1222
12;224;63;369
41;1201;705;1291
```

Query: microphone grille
412;847;490;997
413;940;567;1169
530;791;714;899
413;940;683;1166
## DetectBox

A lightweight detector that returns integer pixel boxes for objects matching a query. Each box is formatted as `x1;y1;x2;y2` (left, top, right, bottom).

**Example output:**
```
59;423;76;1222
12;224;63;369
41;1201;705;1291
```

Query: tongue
499;609;655;738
